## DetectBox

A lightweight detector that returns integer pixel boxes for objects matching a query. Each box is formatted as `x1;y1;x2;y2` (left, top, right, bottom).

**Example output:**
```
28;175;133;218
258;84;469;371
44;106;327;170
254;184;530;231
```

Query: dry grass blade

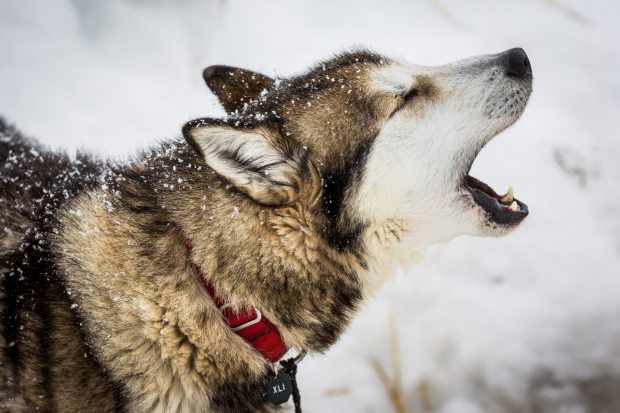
428;0;472;32
417;379;433;412
540;0;591;27
324;386;350;397
371;312;408;413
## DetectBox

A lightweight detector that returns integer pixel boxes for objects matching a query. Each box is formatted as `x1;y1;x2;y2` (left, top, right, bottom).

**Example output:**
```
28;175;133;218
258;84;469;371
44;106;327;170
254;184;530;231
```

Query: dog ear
203;65;274;114
183;119;305;206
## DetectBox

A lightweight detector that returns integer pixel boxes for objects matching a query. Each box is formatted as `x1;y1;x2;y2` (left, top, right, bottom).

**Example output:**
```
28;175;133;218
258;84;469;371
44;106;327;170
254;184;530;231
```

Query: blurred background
1;1;619;412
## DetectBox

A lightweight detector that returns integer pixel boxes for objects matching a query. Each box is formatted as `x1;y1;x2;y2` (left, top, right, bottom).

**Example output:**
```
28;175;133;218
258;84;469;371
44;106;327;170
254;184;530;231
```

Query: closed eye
391;88;418;116
403;88;418;101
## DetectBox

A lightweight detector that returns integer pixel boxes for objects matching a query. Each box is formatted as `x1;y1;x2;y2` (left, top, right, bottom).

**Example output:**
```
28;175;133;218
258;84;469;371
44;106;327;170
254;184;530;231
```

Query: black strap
280;358;302;413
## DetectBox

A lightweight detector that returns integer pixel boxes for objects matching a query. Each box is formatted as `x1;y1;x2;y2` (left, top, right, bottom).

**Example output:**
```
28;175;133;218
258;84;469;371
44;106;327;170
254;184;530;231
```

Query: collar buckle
219;303;263;332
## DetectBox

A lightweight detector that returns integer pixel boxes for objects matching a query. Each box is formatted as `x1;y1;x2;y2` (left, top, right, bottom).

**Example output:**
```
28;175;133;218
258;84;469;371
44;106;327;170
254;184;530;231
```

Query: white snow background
1;1;620;412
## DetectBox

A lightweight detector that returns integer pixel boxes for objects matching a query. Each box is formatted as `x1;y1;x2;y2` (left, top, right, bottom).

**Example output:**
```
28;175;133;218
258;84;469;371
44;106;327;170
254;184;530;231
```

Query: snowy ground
2;1;620;412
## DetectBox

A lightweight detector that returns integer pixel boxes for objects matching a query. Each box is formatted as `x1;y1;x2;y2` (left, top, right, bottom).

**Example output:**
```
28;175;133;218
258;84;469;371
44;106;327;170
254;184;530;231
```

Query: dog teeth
500;186;514;203
508;201;519;212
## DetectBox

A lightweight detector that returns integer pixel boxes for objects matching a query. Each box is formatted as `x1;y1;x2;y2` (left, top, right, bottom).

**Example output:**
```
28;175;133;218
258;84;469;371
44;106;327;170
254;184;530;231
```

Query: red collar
184;238;288;363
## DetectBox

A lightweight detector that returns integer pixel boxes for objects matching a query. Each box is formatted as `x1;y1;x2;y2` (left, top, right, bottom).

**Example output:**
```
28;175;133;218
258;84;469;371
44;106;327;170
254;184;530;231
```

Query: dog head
184;48;532;265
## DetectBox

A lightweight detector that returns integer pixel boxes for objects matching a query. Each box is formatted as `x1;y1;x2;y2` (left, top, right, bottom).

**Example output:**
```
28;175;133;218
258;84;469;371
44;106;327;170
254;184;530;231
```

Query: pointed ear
203;65;274;114
183;119;307;206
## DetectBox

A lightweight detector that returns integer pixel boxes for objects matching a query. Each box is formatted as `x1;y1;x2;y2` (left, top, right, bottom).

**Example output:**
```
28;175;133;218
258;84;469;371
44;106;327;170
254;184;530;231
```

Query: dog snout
505;48;531;77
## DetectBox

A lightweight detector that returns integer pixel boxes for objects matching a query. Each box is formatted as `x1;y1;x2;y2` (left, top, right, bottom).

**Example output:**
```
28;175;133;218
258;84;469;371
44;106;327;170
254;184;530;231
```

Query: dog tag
267;371;293;405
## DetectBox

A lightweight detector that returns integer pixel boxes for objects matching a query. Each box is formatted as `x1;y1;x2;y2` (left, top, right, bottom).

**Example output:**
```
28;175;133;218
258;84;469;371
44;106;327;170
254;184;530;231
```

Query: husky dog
0;48;532;412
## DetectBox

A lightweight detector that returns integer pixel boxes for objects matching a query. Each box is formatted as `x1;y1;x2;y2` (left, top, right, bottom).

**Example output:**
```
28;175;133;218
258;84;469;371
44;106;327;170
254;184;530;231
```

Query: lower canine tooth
508;201;519;211
500;186;514;203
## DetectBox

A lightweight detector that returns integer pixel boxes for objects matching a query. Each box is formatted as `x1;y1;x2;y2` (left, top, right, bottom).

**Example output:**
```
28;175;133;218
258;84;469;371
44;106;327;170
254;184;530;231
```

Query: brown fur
1;46;536;411
0;122;121;412
1;51;397;412
203;65;275;114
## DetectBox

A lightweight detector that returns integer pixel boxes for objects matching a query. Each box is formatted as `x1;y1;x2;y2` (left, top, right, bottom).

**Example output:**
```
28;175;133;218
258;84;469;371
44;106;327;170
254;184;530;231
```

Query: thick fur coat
0;49;532;412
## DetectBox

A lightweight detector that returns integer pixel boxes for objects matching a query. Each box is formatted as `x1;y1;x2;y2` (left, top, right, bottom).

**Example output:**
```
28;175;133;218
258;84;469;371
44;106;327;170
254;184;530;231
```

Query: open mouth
464;176;528;226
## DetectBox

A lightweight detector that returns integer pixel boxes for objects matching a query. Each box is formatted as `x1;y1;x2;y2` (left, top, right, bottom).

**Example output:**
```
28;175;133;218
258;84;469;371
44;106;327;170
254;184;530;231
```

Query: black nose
505;48;530;77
